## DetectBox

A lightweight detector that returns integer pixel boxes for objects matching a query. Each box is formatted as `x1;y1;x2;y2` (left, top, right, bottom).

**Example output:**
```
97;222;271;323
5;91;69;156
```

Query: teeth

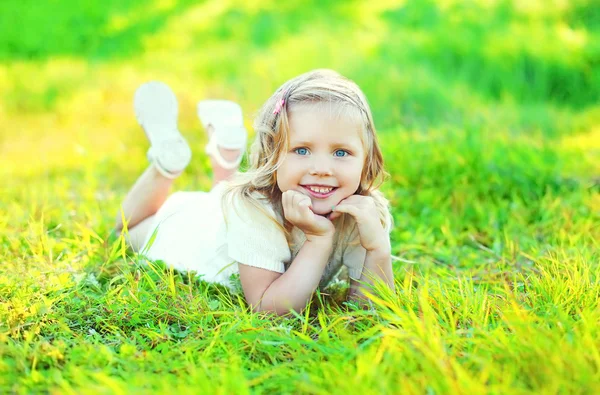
308;186;333;194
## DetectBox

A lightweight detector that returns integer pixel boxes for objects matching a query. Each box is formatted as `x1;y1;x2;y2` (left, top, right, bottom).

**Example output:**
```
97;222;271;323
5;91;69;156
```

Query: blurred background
2;2;599;391
1;0;598;260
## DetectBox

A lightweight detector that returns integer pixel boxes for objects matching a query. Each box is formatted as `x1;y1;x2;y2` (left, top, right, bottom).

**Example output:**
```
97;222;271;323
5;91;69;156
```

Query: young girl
115;69;394;315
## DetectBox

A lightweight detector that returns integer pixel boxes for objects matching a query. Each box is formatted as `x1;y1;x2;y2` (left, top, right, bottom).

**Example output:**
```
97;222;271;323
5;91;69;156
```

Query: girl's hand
282;190;335;241
329;195;389;252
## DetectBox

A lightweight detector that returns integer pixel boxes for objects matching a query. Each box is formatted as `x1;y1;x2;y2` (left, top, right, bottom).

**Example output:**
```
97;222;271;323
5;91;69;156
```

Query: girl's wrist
305;233;335;244
302;234;335;268
365;242;391;256
365;228;391;251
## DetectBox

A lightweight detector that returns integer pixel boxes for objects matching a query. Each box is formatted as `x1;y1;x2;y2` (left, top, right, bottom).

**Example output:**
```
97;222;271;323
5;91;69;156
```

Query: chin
310;200;336;216
311;207;331;216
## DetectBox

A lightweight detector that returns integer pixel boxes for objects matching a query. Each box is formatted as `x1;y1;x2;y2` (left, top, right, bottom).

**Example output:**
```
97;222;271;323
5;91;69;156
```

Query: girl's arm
329;195;395;301
349;247;393;301
239;190;336;315
239;235;334;315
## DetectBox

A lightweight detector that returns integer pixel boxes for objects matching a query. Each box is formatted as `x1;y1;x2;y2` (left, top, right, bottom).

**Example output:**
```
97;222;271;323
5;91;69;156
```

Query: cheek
352;161;366;182
275;169;286;190
340;162;364;191
275;159;296;190
275;161;285;189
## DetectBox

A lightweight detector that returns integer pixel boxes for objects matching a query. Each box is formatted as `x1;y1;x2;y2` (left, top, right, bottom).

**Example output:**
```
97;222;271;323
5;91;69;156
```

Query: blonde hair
222;69;392;243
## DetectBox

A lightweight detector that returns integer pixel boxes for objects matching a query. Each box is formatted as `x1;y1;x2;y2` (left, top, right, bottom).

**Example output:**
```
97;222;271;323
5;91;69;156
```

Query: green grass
1;0;599;393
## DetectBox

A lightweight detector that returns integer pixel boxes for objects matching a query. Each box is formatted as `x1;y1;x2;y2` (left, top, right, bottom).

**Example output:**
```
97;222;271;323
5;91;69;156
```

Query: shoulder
222;187;282;228
222;188;290;272
222;188;288;250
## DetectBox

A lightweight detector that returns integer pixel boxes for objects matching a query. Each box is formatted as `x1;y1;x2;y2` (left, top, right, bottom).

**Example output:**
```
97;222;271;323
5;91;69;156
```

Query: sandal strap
204;133;244;170
147;147;182;179
146;138;191;178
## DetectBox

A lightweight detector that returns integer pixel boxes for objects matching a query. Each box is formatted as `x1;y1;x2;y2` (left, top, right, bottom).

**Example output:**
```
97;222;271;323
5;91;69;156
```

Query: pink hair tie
273;90;287;115
273;98;285;115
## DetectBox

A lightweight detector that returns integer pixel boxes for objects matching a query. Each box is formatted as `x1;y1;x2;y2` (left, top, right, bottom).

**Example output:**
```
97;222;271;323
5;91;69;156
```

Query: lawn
1;0;599;393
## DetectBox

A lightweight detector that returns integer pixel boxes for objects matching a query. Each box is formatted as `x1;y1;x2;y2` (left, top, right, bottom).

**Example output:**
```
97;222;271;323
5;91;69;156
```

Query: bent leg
196;101;247;188
211;146;242;186
115;165;174;232
115;81;190;249
203;124;242;187
124;215;157;252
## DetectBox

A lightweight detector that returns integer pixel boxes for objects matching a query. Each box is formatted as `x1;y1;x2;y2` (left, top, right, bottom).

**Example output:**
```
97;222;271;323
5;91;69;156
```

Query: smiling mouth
302;185;338;198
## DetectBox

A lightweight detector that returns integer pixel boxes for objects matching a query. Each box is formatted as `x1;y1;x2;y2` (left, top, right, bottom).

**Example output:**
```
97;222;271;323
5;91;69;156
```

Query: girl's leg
118;141;238;250
197;101;247;188
114;165;174;232
206;125;243;186
115;81;190;251
123;215;158;252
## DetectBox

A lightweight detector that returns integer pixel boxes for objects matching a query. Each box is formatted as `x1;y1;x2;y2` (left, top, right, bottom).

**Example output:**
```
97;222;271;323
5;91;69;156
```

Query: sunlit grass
1;0;599;393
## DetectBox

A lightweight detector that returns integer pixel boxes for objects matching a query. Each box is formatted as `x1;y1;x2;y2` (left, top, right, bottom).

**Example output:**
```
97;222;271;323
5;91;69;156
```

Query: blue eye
334;149;349;157
294;147;309;155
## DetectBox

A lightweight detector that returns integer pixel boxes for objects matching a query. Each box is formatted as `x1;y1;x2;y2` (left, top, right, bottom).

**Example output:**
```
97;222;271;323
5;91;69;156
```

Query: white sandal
197;100;247;170
134;81;191;179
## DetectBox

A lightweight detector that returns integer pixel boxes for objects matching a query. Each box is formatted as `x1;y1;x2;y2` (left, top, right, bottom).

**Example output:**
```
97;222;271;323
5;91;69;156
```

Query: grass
1;0;599;393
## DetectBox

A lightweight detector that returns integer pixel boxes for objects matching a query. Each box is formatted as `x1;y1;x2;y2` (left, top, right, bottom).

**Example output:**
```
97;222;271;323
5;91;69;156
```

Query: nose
308;154;333;176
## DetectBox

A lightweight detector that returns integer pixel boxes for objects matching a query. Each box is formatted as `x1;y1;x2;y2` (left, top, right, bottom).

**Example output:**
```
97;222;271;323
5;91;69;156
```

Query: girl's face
276;105;366;216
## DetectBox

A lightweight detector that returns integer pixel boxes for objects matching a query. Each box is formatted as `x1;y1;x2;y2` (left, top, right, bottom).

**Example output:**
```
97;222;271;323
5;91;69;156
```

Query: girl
116;69;394;315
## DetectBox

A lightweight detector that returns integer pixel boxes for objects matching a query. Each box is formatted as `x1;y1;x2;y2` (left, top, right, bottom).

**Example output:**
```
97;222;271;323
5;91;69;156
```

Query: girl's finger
298;198;311;208
284;191;297;218
333;203;360;219
292;192;309;208
289;190;299;205
282;191;288;205
298;202;313;220
328;211;342;221
282;191;291;211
